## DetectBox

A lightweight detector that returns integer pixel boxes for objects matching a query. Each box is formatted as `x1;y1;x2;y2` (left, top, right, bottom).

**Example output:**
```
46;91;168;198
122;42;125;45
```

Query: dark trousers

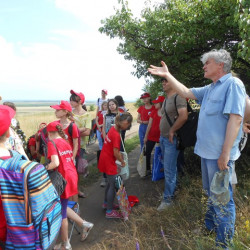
145;140;156;171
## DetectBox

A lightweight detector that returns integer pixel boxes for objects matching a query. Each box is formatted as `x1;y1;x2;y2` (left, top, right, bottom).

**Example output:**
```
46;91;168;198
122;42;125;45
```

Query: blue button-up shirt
191;73;246;160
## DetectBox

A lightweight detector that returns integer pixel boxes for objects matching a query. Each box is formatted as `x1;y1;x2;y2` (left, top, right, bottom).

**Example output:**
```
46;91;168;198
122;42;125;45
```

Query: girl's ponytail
56;124;67;140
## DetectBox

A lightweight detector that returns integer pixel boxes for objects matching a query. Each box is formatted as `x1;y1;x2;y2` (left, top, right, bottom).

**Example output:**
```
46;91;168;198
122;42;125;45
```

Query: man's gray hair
201;49;232;73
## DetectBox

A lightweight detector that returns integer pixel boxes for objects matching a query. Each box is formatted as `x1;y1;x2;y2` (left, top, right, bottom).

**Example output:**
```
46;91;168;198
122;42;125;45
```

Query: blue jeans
201;158;235;249
160;136;179;202
96;130;103;150
139;124;148;152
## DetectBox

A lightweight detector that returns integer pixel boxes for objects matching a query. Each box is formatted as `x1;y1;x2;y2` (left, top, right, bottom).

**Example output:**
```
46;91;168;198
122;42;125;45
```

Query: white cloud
0;31;146;101
1;0;166;101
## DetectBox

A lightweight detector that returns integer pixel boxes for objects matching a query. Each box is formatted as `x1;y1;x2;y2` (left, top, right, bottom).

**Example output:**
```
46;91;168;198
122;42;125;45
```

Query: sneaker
106;210;122;219
81;221;94;242
102;203;120;210
54;241;72;250
157;201;172;211
100;178;107;187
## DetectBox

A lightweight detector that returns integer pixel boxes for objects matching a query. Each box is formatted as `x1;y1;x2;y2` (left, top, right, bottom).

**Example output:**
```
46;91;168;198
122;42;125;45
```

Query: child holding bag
143;96;164;176
98;113;133;219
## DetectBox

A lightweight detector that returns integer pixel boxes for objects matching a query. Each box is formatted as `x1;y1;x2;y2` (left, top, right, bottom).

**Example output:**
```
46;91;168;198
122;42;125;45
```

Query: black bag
48;170;67;196
174;95;198;148
47;140;67;196
164;95;198;149
239;132;248;152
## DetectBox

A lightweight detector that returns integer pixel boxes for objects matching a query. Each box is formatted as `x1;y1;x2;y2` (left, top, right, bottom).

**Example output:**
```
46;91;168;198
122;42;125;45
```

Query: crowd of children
0;89;96;250
0;89;137;249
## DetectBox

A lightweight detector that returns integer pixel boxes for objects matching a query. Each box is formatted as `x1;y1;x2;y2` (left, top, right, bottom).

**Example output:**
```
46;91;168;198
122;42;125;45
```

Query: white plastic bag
137;147;146;177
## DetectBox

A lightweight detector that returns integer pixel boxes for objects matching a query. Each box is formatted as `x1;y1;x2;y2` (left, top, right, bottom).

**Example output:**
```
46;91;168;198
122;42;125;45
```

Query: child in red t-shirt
143;96;165;176
96;101;108;150
98;112;133;219
137;92;155;152
45;121;93;249
50;101;79;160
50;100;80;201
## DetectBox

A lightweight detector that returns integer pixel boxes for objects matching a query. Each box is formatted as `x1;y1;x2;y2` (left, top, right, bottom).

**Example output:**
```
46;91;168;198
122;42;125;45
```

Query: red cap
140;92;150;99
102;89;108;95
152;96;165;104
70;90;85;104
47;121;62;132
50;100;72;112
0;105;16;136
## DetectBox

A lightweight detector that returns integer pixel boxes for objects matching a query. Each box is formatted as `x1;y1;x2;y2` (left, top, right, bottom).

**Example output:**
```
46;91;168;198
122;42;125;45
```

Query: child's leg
67;207;94;242
104;181;110;203
106;175;117;211
145;140;156;171
60;198;69;242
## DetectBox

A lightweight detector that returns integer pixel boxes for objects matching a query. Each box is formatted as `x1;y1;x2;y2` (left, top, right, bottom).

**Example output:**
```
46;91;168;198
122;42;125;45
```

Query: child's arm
137;113;142;124
144;117;153;144
72;138;78;161
46;155;59;170
113;148;125;167
102;116;107;139
80;129;91;137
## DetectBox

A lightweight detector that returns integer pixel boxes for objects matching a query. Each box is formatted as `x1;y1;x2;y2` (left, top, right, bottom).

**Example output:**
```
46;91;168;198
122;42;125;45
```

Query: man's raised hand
148;61;169;78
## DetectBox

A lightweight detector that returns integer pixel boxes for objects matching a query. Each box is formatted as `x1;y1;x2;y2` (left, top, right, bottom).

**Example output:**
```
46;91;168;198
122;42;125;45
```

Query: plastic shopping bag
152;144;164;181
136;147;146;177
116;151;129;180
116;185;131;221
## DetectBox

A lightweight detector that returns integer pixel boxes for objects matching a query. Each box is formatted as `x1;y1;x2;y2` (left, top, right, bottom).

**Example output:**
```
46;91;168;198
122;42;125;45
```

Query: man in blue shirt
148;49;246;249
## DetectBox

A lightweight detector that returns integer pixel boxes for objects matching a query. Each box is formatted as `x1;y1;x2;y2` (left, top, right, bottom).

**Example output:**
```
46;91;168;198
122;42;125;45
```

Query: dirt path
70;123;163;249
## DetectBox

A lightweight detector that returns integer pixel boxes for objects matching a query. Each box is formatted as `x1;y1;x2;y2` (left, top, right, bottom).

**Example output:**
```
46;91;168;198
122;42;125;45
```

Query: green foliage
134;98;143;108
235;0;250;63
89;104;95;111
100;0;250;94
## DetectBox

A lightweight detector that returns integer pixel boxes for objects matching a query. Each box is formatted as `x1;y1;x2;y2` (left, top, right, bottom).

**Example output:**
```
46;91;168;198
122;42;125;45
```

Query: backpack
239;132;248;152
88;119;97;145
174;95;199;148
25;134;35;159
0;151;62;250
68;122;81;156
38;127;50;157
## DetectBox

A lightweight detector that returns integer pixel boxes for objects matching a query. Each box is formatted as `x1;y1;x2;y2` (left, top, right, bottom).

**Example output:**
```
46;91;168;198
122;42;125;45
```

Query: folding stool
67;201;81;241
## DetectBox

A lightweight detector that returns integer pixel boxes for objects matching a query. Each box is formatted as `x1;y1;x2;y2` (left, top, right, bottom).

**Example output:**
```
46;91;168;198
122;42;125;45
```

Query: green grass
124;135;140;153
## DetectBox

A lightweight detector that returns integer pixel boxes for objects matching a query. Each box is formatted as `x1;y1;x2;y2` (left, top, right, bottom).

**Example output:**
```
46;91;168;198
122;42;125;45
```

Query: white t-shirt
96;98;108;110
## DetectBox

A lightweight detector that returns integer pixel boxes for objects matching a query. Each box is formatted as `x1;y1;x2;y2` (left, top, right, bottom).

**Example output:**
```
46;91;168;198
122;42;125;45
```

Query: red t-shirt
28;137;37;159
148;109;161;142
97;111;104;125
60;121;79;150
137;105;155;122
47;138;78;199
0;156;11;246
98;126;120;175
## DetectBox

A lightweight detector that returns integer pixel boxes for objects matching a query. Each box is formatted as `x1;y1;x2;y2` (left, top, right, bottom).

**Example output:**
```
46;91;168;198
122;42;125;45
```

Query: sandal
81;221;94;242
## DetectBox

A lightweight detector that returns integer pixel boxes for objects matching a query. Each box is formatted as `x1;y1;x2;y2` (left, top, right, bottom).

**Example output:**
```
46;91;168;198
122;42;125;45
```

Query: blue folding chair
67;201;81;241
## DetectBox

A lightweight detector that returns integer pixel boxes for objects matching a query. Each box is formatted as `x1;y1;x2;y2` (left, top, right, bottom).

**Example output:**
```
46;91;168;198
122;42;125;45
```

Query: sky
0;0;162;102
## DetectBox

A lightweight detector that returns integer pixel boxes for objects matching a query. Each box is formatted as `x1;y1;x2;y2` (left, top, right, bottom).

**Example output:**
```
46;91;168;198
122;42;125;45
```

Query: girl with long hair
46;121;93;249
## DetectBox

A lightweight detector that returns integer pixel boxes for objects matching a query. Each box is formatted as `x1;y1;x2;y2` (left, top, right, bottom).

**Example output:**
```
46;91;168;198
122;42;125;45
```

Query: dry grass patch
90;176;250;250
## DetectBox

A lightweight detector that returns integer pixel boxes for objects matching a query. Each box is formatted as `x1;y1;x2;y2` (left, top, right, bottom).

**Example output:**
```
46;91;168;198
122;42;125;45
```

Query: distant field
15;102;137;138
